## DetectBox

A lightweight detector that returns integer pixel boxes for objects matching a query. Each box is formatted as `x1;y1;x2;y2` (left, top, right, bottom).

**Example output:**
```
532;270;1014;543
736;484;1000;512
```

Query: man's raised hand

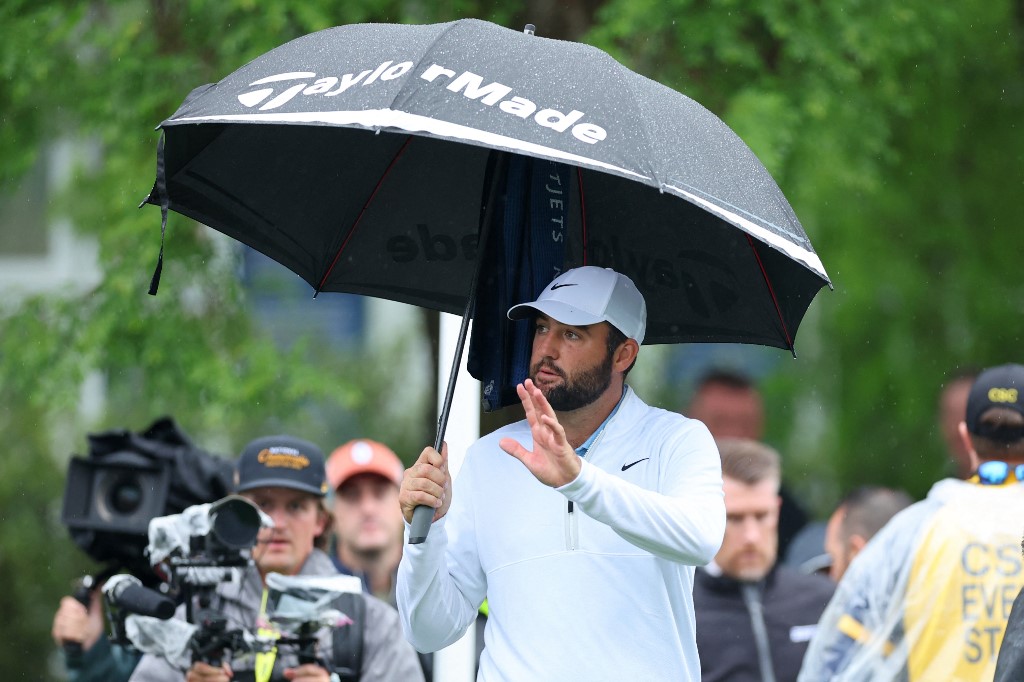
500;379;581;488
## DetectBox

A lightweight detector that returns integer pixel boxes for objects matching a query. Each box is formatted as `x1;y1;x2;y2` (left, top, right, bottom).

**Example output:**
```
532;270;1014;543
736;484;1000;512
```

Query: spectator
326;438;438;679
694;438;835;682
686;368;764;440
397;266;725;681
129;434;423;682
823;486;913;581
799;364;1024;681
686;368;809;557
51;583;140;682
939;367;981;478
326;439;406;605
783;521;832;577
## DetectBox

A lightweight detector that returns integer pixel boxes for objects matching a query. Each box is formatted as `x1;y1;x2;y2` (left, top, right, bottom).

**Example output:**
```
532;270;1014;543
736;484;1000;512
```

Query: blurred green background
2;0;1021;677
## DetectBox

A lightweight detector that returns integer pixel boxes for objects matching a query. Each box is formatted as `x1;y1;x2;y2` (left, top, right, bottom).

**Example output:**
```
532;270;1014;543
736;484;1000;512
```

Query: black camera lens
108;476;143;514
209;496;262;550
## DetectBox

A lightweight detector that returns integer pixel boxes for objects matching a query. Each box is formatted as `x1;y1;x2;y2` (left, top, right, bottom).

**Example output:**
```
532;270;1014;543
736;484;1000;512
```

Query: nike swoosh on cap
621;458;649;471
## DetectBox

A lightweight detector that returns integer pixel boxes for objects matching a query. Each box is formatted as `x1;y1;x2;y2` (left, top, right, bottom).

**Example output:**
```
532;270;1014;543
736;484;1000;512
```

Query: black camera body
60;417;234;586
61;451;172;583
62;450;171;535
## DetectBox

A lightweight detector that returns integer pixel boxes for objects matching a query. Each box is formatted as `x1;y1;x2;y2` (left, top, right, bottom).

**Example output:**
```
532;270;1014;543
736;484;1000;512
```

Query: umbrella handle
408;505;435;545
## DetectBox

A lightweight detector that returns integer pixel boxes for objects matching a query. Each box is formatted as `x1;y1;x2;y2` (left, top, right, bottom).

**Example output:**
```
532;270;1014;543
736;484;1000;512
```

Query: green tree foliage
1;2;452;677
590;0;1024;505
0;405;94;675
2;0;1023;677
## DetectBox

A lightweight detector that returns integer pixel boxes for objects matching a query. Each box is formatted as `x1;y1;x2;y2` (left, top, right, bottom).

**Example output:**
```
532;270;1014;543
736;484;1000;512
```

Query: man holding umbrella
397;266;726;681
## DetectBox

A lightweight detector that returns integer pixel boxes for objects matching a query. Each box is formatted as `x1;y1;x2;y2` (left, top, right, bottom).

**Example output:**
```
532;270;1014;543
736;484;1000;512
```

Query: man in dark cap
129;435;423;682
800;364;1024;682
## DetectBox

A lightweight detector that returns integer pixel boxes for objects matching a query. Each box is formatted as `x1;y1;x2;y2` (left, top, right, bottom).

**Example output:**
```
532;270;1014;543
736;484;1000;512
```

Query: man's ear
848;533;868;561
958;421;980;473
316;506;330;537
613;338;639;373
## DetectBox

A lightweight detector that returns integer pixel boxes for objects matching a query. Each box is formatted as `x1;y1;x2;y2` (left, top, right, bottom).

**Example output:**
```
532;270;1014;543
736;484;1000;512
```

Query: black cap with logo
234;435;328;497
965;364;1024;442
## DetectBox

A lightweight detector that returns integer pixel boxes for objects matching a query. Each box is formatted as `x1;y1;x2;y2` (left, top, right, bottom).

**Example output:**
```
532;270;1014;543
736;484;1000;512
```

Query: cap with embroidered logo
965;364;1024;442
507;266;647;344
326;439;404;491
235;435;328;497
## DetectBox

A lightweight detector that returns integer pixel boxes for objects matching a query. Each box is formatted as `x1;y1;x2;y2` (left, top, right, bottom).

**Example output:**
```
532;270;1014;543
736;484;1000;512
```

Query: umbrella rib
386;20;463;113
316;135;414;294
576;167;588;265
746;234;795;354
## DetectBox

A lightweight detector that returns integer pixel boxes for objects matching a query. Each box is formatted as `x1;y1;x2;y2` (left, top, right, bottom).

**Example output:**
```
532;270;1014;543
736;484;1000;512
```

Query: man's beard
351;543;386;562
531;351;614;412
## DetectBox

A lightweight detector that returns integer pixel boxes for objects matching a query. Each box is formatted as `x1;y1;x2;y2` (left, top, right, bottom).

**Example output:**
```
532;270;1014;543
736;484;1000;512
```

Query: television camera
124;494;269;666
121;497;361;673
59;419;360;674
58;417;234;660
60;416;235;588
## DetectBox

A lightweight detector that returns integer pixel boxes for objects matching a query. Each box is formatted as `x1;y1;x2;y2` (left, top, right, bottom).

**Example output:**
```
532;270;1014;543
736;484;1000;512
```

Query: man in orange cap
326;439;406;606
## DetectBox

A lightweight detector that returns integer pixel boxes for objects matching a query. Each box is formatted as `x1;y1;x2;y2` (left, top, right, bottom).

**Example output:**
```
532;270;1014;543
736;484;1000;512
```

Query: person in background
326;438;440;680
398;266;725;681
326;439;406;605
800;364;1024;681
129;434;423;682
939;367;981;478
694;438;835;682
685;368;764;440
685;368;809;558
52;585;140;682
782;522;832;577
823;485;913;581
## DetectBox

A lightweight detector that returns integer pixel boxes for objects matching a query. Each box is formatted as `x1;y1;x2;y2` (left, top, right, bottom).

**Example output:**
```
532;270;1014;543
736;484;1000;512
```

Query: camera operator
129;435;423;682
52;583;141;682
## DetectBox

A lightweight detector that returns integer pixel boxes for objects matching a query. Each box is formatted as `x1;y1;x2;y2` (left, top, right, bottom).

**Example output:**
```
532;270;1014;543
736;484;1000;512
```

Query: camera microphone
103;574;176;620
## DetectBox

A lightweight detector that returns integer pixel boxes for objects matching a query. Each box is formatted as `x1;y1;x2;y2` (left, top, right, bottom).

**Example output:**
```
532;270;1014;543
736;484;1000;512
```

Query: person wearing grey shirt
129;435;423;682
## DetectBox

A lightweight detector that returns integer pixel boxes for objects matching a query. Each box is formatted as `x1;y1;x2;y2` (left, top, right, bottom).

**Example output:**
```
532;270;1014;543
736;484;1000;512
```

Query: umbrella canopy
147;18;829;350
145;18;832;542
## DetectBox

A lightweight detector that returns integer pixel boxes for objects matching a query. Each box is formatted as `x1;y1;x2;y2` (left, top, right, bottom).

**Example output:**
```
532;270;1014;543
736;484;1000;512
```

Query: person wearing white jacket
397;266;726;681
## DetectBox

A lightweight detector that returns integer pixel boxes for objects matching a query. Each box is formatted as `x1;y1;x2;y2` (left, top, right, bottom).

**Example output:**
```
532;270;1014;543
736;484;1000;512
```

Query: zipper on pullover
565;499;579;550
562;393;621;552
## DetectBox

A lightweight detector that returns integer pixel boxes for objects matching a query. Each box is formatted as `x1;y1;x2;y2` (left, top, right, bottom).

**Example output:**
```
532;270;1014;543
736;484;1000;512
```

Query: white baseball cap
507;266;647;344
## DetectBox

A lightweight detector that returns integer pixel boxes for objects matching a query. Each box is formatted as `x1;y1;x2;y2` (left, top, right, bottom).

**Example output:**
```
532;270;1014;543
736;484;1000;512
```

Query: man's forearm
560;459;725;564
397;516;482;652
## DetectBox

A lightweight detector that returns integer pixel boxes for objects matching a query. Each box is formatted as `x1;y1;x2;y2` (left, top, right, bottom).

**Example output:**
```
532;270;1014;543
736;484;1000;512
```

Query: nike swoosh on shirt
550;283;578;289
621;458;650;471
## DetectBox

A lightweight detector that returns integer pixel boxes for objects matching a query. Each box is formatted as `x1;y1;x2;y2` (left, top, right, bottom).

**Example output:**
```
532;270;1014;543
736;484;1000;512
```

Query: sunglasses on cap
975;461;1024;486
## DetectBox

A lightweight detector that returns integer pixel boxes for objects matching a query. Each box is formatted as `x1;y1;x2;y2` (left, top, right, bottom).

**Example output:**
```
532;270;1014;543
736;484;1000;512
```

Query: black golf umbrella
145;18;831;542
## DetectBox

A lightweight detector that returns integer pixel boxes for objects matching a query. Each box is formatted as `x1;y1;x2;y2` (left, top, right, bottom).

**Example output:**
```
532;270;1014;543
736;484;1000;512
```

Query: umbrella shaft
409;151;511;545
